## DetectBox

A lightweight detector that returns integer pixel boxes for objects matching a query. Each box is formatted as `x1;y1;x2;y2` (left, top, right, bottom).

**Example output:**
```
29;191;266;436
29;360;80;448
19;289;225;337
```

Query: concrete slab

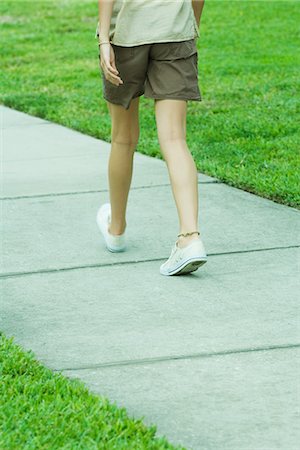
1;123;168;197
63;347;300;450
1;248;299;369
1;104;49;128
1;105;217;198
1;184;299;275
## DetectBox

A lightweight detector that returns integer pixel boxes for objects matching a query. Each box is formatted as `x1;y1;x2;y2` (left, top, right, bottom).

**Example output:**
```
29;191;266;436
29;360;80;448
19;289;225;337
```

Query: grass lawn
0;333;183;449
0;0;299;208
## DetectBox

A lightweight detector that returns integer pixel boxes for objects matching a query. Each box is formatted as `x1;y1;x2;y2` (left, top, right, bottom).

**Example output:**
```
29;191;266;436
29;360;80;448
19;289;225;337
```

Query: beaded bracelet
177;231;200;238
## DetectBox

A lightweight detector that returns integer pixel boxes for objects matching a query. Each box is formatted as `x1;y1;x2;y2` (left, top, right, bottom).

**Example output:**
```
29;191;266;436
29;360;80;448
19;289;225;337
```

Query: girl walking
96;0;207;276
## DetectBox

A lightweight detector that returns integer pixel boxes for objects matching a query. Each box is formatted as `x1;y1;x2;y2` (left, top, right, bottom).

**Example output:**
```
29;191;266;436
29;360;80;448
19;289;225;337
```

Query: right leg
154;98;201;248
106;97;140;235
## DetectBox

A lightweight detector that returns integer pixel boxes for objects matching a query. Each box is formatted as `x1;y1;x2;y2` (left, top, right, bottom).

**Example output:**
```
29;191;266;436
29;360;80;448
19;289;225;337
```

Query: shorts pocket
174;39;197;59
153;38;197;61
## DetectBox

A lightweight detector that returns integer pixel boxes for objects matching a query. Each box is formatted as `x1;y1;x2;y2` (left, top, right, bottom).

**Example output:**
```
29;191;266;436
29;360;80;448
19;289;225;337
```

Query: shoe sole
160;256;207;276
107;245;126;253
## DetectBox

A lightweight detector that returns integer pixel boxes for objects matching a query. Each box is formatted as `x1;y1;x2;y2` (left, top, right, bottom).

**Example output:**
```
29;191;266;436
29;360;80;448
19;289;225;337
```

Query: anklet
177;231;200;238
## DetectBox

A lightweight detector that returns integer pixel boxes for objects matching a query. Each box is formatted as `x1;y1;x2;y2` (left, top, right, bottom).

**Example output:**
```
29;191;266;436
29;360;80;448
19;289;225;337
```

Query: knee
157;126;186;147
111;129;139;150
158;134;186;148
111;136;139;150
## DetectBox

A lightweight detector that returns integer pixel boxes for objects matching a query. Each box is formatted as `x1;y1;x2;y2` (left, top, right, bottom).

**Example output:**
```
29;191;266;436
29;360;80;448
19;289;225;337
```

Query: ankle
177;234;200;248
108;221;126;236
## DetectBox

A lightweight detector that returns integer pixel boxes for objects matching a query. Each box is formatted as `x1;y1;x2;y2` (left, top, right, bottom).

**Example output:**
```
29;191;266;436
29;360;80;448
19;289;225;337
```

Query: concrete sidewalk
1;104;299;449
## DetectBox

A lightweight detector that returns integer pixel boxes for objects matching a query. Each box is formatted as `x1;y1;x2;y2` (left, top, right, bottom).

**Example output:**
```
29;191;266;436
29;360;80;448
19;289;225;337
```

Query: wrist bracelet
98;41;110;46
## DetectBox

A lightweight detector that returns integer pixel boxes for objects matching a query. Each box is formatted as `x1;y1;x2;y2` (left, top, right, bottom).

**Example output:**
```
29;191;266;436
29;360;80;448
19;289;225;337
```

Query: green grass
0;0;299;208
0;333;183;449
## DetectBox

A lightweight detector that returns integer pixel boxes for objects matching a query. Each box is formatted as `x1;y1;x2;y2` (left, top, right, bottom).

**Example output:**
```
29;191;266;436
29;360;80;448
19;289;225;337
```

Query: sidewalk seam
0;181;220;201
1;245;299;279
56;343;300;372
1;122;53;130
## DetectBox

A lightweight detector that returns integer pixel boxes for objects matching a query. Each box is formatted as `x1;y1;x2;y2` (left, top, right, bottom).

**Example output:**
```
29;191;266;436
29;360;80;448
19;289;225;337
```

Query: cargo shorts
98;38;202;110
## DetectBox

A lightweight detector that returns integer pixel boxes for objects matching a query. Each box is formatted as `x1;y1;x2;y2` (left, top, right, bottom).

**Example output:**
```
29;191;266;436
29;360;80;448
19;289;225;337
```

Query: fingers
110;60;119;74
106;69;123;86
100;61;123;85
108;62;118;74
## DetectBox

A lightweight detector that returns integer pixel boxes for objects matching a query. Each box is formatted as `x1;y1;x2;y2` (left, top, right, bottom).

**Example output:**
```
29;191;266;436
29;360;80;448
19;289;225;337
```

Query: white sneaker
160;238;207;276
96;203;126;252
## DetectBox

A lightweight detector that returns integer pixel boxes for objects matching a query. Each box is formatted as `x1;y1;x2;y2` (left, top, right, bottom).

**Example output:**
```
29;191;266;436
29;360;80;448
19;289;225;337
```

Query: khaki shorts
98;39;202;110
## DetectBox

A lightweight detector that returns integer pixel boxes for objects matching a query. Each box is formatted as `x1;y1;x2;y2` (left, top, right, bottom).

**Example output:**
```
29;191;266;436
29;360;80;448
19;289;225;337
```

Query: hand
99;43;123;86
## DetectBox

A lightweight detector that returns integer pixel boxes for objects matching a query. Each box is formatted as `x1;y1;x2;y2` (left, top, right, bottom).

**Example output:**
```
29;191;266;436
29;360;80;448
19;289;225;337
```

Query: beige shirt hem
111;33;199;47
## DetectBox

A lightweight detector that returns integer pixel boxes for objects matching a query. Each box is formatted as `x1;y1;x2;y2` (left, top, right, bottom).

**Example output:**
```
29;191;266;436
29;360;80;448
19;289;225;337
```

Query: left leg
106;96;140;235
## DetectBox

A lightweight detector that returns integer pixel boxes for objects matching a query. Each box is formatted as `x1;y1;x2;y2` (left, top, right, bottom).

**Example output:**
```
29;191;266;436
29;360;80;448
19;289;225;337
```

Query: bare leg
154;99;201;248
106;97;140;235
